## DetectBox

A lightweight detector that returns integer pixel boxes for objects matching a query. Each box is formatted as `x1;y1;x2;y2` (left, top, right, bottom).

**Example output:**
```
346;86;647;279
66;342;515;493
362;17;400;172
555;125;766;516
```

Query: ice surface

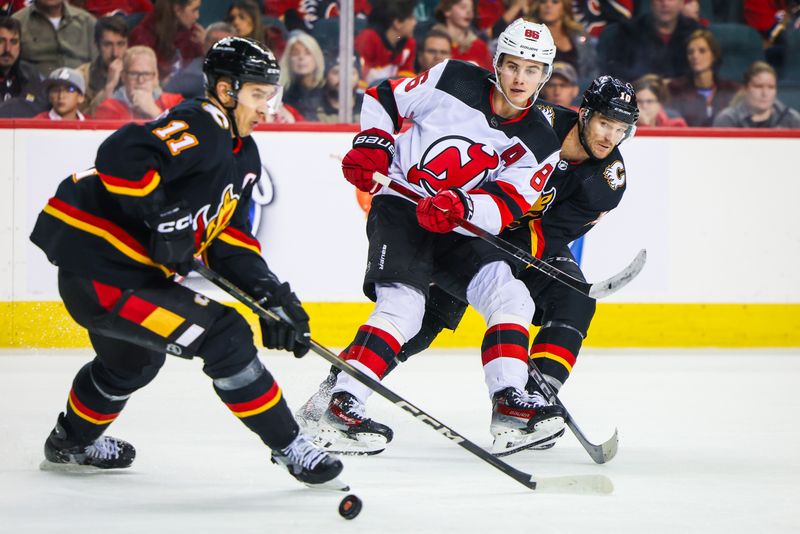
1;348;798;534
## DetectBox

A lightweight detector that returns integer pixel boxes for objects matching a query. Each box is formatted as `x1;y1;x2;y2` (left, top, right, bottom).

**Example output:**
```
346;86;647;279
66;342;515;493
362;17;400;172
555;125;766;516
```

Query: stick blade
534;474;614;495
588;249;647;299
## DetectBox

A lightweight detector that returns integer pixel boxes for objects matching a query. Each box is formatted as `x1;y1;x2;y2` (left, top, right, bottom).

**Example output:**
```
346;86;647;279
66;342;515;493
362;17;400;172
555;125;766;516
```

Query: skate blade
39;459;127;474
491;416;566;457
315;425;388;456
303;476;350;492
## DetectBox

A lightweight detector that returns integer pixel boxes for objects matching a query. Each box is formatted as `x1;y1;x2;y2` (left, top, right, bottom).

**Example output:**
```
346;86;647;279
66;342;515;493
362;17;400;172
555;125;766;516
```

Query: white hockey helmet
493;19;557;109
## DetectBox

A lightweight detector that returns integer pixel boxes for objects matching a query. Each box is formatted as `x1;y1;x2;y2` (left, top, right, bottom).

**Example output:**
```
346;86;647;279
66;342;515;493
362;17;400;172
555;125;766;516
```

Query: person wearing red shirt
94;45;183;120
432;0;492;70
128;0;204;83
355;0;417;85
77;0;153;18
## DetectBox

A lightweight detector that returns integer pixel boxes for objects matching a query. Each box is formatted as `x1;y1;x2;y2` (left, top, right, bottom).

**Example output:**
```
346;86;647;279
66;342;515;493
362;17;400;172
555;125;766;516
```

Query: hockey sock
481;322;530;395
529;324;584;390
62;362;129;446
333;324;401;402
213;362;298;450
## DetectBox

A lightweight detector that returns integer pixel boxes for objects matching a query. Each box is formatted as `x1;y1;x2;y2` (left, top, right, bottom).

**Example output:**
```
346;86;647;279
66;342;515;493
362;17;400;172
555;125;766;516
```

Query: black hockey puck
338;494;362;520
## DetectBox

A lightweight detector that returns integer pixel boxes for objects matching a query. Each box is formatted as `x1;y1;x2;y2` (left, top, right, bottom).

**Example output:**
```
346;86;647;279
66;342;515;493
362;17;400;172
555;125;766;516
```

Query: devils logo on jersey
407;135;500;195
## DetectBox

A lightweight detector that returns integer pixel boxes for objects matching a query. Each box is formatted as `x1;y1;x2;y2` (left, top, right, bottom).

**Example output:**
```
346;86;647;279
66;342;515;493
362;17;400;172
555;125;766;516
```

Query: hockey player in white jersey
306;19;566;456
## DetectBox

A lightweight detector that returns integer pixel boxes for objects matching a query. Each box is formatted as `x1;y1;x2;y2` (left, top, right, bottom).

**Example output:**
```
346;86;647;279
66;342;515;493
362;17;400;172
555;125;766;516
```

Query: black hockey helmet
581;75;639;126
203;36;280;93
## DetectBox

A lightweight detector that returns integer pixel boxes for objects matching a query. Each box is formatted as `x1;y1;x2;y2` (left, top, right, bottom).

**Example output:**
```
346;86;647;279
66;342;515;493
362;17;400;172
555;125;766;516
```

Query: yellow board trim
2;302;799;348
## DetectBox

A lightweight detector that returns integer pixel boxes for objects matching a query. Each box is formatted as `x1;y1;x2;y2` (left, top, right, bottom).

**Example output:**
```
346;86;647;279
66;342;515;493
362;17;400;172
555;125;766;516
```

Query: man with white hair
93;45;182;120
302;19;566;457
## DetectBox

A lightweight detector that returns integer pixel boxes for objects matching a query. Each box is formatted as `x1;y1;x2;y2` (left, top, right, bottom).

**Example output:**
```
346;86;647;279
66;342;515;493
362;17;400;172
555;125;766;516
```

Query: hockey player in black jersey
303;19;566;457
298;76;639;455
29;37;345;488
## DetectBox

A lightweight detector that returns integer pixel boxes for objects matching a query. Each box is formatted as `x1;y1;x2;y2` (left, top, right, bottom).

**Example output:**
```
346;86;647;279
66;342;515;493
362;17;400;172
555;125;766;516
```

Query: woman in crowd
713;61;800;128
667;29;738;126
129;0;204;83
633;74;688;127
432;0;492;70
528;0;596;82
227;0;269;46
279;31;326;120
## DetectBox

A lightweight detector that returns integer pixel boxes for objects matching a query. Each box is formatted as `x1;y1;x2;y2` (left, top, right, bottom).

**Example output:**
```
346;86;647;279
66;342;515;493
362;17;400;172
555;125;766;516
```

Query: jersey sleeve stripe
472;181;527;226
366;79;404;133
98;168;161;197
529;218;545;259
218;226;262;254
471;190;515;229
43;198;171;275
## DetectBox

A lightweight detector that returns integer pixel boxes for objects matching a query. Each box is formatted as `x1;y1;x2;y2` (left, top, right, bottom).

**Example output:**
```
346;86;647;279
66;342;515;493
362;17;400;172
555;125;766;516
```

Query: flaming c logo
407;136;500;195
193;183;240;254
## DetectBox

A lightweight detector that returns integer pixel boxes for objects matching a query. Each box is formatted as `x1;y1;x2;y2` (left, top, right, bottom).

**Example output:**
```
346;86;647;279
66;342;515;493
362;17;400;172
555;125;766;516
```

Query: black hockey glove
147;205;196;276
259;282;311;358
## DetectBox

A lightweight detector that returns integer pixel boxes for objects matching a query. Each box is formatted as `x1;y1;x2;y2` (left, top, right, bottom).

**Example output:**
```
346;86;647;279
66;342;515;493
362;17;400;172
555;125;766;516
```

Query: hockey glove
416;189;473;233
147;205;196;276
259;282;311;358
342;128;394;193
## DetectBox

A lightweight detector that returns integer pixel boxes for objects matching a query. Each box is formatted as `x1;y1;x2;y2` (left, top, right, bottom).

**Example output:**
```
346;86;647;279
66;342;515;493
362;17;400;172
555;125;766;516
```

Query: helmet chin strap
492;63;551;112
578;109;603;161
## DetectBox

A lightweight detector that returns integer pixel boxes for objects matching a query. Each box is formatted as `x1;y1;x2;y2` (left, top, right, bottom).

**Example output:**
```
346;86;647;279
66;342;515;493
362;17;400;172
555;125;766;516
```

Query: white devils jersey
361;59;561;235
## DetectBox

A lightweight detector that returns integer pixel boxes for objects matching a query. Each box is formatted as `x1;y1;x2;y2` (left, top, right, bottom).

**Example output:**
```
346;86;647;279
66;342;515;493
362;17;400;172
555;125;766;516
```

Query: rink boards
0;122;798;348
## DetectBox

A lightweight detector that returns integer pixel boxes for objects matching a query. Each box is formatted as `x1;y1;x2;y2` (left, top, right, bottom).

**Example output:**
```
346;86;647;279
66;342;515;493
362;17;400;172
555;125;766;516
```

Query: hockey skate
316;391;394;456
270;433;347;491
40;413;135;471
489;388;566;457
294;369;337;434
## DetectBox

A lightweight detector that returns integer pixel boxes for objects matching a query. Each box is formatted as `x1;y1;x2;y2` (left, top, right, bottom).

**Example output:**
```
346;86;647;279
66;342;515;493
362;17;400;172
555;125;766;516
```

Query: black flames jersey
508;103;627;259
363;59;561;235
31;98;273;291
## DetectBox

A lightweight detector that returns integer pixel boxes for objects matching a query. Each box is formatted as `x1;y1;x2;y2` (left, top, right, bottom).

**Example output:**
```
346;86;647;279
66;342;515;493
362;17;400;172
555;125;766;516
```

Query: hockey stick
193;261;612;495
528;363;618;464
372;172;646;299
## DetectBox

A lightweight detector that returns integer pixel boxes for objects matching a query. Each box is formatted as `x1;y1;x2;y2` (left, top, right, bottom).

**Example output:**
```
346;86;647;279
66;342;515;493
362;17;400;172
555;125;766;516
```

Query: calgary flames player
29;37;346;489
307;19;566;456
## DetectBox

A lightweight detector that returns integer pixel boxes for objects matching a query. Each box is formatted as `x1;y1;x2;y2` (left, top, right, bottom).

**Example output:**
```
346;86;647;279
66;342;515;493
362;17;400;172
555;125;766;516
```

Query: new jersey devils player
308;19;565;456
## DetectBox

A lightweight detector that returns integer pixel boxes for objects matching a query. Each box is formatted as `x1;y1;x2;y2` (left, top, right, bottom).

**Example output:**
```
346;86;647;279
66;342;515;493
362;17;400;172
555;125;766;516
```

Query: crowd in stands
1;0;799;128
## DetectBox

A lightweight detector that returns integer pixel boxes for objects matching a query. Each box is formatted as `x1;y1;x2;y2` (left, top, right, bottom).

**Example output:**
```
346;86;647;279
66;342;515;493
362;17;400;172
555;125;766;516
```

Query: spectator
571;0;633;38
34;66;87;120
313;55;363;123
667;29;739;126
475;0;531;39
227;0;270;47
12;0;97;77
681;0;709;26
93;45;183;120
76;0;153;18
713;61;800;128
0;15;44;112
128;0;204;84
601;0;701;82
164;21;235;98
634;74;688;126
539;61;580;109
355;0;417;85
279;31;325;120
416;28;451;72
529;0;597;82
77;15;128;115
277;0;372;33
432;0;491;70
